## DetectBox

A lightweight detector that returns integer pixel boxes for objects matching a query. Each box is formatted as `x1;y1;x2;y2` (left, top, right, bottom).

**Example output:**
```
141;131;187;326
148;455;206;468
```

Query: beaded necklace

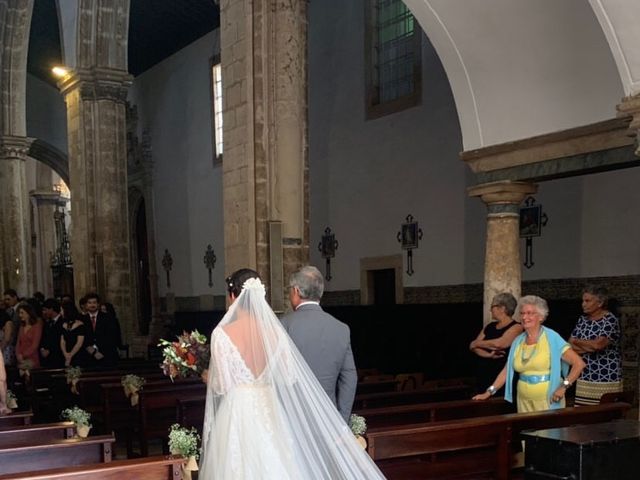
521;330;542;365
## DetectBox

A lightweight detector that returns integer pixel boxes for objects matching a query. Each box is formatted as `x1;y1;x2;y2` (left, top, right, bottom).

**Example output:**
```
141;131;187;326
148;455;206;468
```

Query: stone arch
27;138;69;185
402;0;624;149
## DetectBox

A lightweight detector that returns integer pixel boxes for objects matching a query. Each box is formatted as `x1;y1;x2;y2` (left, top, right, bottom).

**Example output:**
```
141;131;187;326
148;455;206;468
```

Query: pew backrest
0;434;115;476
0;422;75;447
0;454;184;480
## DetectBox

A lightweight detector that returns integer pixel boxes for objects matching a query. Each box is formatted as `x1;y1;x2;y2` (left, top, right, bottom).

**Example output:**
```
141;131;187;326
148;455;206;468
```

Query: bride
199;268;386;479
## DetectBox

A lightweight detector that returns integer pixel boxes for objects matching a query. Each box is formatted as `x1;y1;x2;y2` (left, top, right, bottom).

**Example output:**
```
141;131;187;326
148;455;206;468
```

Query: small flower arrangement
121;374;146;406
168;423;201;479
18;359;34;378
349;414;367;436
168;423;201;459
66;366;82;394
6;390;17;409
61;406;92;428
159;330;210;381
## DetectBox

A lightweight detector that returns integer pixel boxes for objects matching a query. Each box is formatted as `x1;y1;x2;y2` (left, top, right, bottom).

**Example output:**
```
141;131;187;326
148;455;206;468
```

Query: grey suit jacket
281;303;357;422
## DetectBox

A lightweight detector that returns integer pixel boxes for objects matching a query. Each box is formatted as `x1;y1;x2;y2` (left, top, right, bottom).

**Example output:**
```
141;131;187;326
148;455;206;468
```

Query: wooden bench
0;434;115;476
0;455;184;479
355;397;515;429
138;382;207;456
0;410;33;428
354;384;472;409
0;422;75;447
176;394;207;433
366;402;630;480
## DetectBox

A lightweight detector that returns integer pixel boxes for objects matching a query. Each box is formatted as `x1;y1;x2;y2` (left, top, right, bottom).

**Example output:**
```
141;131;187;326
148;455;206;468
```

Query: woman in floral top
569;285;622;405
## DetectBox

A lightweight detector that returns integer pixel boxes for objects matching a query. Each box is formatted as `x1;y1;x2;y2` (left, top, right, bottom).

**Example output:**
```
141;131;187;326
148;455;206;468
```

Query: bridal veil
199;277;386;479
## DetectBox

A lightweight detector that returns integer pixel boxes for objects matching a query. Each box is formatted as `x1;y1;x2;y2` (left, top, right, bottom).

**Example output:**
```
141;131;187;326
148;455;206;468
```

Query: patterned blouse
571;312;622;382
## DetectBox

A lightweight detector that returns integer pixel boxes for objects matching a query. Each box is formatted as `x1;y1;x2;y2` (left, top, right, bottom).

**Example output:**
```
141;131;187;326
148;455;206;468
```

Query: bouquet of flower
66;366;82;395
159;330;210;381
6;389;17;409
121;374;146;406
168;423;200;479
349;414;367;449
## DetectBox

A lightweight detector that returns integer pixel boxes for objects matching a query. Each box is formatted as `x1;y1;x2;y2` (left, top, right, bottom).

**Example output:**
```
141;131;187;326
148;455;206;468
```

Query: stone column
57;68;134;340
0;136;31;293
29;190;64;295
468;181;537;324
221;0;308;309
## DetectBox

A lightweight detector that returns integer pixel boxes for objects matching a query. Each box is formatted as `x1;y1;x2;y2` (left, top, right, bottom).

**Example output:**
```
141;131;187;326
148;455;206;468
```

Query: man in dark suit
281;266;357;422
83;293;121;368
40;298;65;367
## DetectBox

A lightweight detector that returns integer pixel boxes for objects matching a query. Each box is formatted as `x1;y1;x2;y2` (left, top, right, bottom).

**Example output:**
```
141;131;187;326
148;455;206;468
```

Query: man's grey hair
518;295;549;321
289;266;324;301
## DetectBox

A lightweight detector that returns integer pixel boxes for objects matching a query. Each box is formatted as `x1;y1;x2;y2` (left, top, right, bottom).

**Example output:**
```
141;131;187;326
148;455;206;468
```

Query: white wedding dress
199;278;386;480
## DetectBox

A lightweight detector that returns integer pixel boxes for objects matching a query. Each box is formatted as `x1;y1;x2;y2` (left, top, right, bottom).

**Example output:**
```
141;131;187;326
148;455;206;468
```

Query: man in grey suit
281;266;357;422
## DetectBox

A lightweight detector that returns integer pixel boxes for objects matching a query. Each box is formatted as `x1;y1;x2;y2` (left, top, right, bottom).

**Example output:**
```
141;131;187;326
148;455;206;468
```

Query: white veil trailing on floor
199;277;386;479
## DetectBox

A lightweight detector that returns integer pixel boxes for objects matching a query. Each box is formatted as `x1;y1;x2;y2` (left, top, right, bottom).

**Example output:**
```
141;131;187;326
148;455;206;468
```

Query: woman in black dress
470;293;523;395
60;301;89;367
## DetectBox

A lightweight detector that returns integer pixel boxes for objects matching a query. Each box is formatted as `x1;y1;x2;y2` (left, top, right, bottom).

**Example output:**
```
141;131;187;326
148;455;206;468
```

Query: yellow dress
513;334;569;412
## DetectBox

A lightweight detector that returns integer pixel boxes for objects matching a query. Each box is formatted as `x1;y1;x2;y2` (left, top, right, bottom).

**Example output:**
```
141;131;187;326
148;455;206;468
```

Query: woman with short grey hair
474;295;585;412
469;292;522;394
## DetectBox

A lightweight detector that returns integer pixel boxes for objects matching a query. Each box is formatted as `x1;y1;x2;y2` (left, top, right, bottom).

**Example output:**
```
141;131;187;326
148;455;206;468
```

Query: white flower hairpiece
242;277;266;295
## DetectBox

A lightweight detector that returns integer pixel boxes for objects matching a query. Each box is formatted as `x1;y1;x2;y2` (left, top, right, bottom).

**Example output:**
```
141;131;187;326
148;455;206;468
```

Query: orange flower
186;352;197;365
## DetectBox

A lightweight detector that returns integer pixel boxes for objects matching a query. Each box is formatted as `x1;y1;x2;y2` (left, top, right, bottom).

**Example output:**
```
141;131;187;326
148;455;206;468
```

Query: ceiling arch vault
403;0;636;151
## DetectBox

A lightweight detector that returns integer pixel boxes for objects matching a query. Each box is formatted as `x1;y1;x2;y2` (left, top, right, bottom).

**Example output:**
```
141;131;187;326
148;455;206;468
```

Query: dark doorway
134;198;152;334
372;268;396;305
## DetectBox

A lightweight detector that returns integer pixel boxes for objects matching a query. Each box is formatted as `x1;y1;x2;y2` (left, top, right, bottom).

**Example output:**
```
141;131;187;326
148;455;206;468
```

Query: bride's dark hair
225;268;260;297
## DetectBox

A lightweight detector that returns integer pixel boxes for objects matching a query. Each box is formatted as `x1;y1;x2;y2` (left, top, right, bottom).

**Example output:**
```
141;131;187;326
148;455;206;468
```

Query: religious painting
320;230;337;258
519;204;542;238
401;221;419;249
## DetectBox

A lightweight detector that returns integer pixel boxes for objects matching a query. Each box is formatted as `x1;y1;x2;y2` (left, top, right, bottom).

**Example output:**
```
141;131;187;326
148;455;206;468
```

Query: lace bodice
211;329;258;395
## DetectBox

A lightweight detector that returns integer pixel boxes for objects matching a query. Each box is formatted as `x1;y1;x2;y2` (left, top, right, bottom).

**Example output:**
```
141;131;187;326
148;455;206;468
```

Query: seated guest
0;309;15;366
469;292;522;394
569;285;622;405
0;352;10;415
16;304;43;369
473;295;585;412
40;298;65;368
60;302;89;367
83;293;121;368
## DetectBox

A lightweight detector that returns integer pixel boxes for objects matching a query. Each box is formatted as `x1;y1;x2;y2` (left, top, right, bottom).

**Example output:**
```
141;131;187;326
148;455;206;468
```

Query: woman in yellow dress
473;295;585;412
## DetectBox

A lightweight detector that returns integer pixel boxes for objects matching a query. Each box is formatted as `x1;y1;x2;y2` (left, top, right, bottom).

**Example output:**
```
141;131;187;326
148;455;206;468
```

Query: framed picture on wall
519;204;542;238
401;221;419;249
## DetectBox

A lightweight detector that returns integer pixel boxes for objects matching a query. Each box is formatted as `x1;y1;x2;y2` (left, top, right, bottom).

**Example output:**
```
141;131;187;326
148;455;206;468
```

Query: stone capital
58;67;133;103
29;190;63;205
0;135;31;161
468;181;538;207
616;94;640;156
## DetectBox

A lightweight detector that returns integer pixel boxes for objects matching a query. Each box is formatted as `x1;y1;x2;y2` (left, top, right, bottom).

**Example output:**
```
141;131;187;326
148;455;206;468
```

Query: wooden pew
0;410;33;428
353;384;472;409
0;434;115;476
356;379;399;395
137;382;207;456
176;394;207;433
354;397;515;429
0;455;184;479
366;402;630;480
0;422;75;447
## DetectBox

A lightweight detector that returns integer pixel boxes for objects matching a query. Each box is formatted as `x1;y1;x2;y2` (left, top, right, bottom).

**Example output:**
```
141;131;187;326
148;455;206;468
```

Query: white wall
129;31;225;298
308;0;483;291
522;169;640;281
